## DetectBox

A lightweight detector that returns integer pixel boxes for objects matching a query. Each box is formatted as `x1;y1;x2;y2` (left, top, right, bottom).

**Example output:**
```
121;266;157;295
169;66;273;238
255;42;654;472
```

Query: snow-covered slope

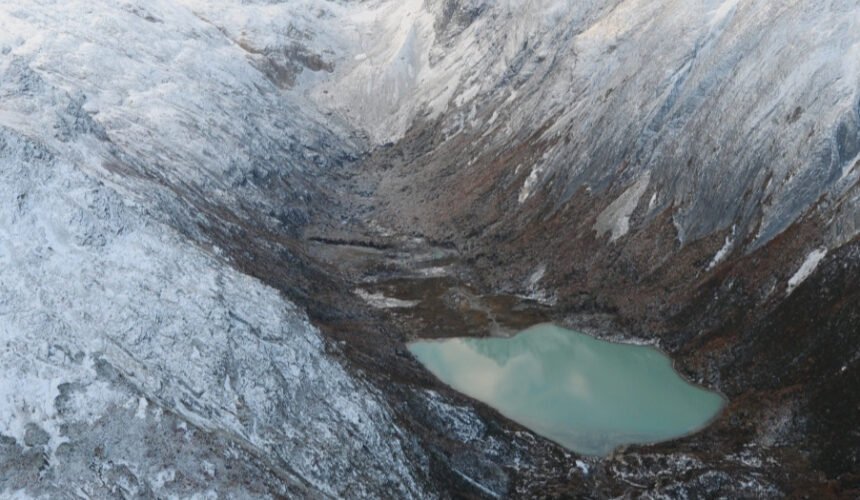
0;1;426;497
312;0;860;253
0;128;423;497
1;0;363;232
2;0;859;496
123;0;859;255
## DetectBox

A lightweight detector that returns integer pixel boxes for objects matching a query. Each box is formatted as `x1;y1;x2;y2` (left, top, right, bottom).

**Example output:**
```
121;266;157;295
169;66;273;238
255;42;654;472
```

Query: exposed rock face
342;0;860;249
342;0;860;496
1;0;858;498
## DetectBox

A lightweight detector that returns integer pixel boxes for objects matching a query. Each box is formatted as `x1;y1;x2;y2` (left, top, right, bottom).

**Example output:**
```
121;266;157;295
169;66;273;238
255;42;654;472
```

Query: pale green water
408;324;725;456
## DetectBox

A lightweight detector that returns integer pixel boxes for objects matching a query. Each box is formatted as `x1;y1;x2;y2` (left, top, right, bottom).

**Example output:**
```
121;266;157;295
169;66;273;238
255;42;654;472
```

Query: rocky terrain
1;0;858;498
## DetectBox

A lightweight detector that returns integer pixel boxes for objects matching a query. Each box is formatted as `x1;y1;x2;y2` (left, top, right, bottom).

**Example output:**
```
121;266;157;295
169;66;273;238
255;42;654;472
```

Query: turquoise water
408;324;725;456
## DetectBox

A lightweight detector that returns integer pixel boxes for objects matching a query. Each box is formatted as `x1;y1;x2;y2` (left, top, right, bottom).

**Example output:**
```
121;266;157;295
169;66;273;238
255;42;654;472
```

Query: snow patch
519;264;555;304
787;248;828;294
708;0;741;28
355;289;420;309
134;397;148;420
519;166;541;203
786;248;827;294
594;173;651;242
707;225;736;270
648;192;658;211
519;153;552;203
151;468;176;490
527;265;546;287
418;265;450;278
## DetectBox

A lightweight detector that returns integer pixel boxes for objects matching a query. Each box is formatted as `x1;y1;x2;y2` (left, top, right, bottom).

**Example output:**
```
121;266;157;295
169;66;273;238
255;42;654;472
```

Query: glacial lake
408;324;725;456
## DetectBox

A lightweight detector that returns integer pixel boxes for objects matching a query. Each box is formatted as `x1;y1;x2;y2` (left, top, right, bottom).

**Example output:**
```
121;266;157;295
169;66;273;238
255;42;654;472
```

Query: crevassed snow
787;248;828;295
